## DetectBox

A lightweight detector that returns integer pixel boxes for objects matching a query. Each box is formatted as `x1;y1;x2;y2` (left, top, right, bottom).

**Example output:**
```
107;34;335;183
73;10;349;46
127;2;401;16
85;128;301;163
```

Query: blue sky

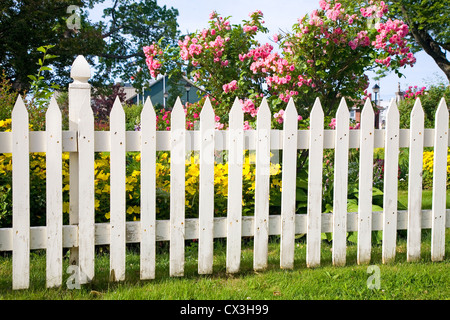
90;0;448;102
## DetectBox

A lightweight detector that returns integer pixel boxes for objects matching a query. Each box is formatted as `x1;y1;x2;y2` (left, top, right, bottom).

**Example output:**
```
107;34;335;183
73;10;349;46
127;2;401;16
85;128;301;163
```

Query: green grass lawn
0;228;449;300
397;189;450;210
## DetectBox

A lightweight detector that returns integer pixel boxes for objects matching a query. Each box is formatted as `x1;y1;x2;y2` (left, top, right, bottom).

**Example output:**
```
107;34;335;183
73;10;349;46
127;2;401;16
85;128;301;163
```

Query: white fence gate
0;55;449;290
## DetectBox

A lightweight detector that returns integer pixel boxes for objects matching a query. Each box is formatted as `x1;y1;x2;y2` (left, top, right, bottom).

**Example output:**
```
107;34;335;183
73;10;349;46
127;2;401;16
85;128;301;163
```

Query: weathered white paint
68;55;91;267
306;98;324;268
110;97;126;281
78;91;95;284
11;96;30;290
382;99;400;264
170;98;186;277
140;97;157;280
198;97;215;274
226;98;244;274
431;98;449;262
45;97;63;288
407;99;424;262
332;98;350;267
357;99;375;265
280;98;298;269
253;98;271;271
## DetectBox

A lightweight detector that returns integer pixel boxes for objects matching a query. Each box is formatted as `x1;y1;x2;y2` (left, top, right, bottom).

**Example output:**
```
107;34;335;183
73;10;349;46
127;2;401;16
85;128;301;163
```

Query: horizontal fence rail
0;56;448;290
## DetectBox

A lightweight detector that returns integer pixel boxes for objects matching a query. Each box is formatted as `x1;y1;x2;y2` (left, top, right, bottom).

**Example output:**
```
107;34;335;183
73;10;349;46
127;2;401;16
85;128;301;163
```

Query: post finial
70;55;91;84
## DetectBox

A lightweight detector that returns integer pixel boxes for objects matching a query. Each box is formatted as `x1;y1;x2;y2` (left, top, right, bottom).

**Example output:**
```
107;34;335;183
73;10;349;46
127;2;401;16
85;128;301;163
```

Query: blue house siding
130;75;202;108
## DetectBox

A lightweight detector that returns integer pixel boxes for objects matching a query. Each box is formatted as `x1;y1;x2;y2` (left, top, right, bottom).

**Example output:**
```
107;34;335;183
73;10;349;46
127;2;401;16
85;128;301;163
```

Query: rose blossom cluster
403;85;426;99
222;80;238;93
143;44;163;78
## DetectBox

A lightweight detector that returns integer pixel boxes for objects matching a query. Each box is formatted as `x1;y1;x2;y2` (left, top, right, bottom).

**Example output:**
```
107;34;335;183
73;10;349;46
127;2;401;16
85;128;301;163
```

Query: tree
0;0;179;91
384;0;450;81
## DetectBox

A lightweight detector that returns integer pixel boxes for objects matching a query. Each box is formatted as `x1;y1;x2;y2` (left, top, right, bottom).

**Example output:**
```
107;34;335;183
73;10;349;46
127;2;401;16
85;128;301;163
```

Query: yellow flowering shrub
422;148;450;189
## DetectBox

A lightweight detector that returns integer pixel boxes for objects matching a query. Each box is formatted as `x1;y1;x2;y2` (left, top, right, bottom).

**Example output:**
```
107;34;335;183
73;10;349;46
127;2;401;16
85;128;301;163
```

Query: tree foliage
384;0;450;81
0;0;180;91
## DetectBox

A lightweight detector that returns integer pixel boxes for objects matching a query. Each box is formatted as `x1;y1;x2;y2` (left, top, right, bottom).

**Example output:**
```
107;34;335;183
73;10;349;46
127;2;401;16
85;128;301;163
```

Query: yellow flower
131;170;140;177
63;202;70;214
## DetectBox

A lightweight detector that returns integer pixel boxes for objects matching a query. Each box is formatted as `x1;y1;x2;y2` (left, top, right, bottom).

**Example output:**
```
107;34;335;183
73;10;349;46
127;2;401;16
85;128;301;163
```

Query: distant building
122;75;203;108
395;82;404;104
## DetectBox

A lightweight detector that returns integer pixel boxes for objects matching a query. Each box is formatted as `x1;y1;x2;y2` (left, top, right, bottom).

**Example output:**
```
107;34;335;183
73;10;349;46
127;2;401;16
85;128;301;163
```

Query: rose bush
143;0;416;127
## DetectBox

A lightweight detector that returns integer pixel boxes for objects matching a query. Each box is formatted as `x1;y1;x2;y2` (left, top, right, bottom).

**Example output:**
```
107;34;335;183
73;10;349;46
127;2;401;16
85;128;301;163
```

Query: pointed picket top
200;96;215;120
435;97;449;120
171;97;185;119
310;97;324;118
110;96;124;119
12;95;28;120
47;96;61;115
285;97;298;118
229;97;244;122
411;98;424;118
46;96;62;129
257;97;271;122
385;98;399;121
70;55;91;84
336;97;350;118
361;98;374;118
142;97;155;116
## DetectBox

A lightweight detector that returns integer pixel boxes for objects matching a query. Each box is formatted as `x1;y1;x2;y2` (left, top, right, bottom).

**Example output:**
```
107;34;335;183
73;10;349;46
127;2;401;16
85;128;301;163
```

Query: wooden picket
332;98;350;267
77;91;95;284
306;98;324;268
198;97;215;274
110;97;126;281
226;98;244;273
382;99;400;264
357;98;375;265
280;99;298;269
431;98;449;262
11;96;30;290
407;99;424;262
0;56;449;290
253;98;271;271
45;97;63;288
169;97;186;277
140;97;157;280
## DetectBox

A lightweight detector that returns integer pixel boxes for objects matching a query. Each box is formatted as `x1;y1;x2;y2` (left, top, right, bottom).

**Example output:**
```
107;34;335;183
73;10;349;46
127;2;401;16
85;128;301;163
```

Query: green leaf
44;54;58;60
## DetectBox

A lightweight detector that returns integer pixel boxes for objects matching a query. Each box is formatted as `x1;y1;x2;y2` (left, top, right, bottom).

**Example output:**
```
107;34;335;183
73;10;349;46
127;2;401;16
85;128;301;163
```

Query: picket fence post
110;97;126;281
357;98;374;265
140;97;157;280
226;98;244;274
382;99;400;264
12;96;30;290
407;98;424;262
198;97;215;274
306;98;324;268
253;98;271;271
77;85;95;284
280;98;298;269
332;98;350;267
431;98;449;261
45;97;63;288
170;97;186;277
68;55;91;267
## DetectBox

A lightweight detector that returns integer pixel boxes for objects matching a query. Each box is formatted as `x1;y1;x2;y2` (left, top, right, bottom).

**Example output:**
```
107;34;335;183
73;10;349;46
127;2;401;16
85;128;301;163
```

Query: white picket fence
0;55;449;290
